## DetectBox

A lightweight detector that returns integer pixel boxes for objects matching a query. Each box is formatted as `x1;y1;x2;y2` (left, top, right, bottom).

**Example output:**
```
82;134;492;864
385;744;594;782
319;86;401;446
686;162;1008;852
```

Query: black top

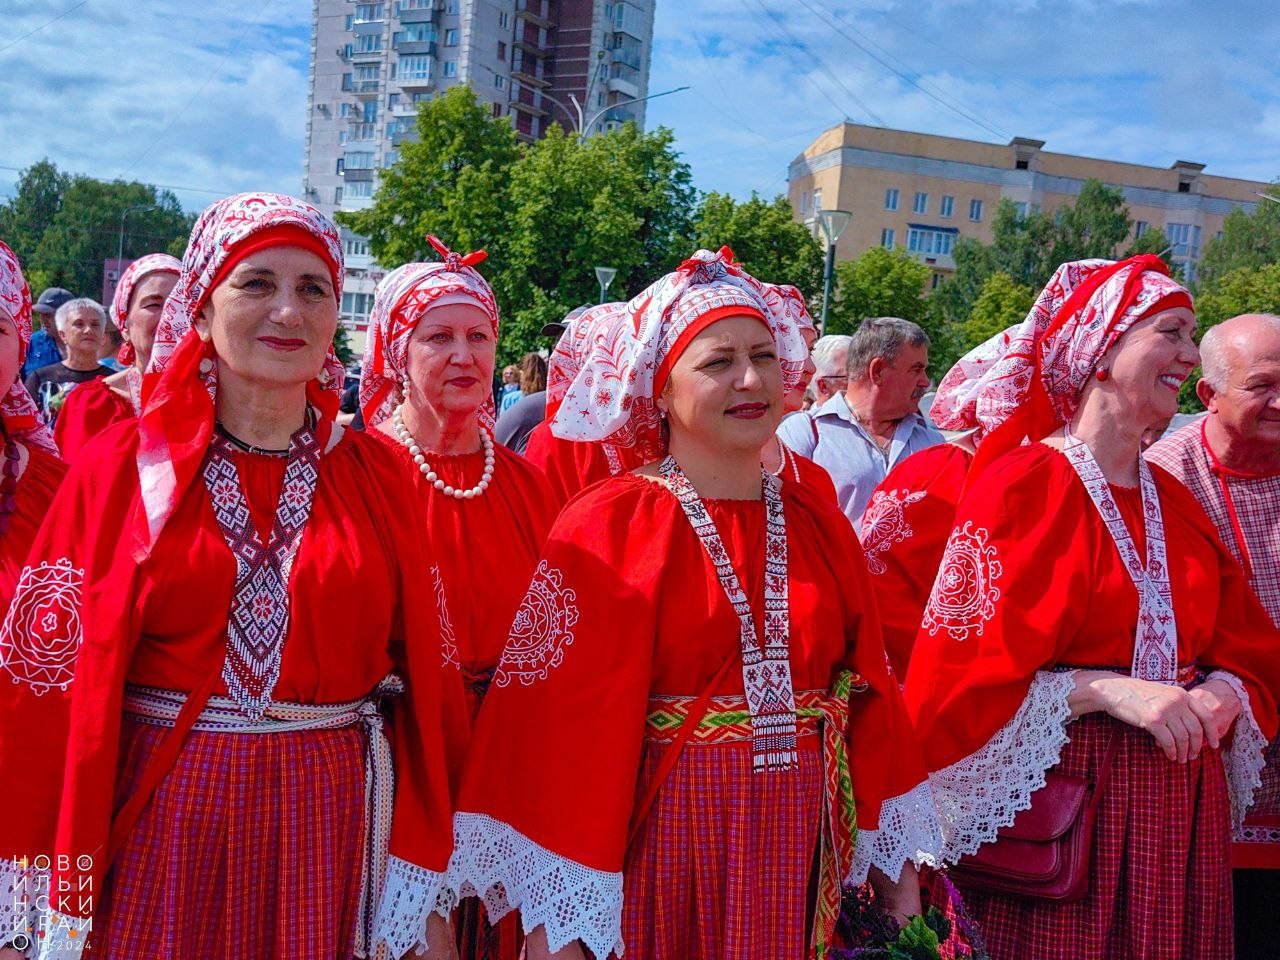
24;362;114;418
494;390;546;455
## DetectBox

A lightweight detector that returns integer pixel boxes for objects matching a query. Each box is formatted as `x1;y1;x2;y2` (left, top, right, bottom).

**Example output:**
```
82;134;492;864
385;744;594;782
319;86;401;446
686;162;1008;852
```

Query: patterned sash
202;418;322;721
659;456;798;771
1064;429;1178;681
644;672;862;959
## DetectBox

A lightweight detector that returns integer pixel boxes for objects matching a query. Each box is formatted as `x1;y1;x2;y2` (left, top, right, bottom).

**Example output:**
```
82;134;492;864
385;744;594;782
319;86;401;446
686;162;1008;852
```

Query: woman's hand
1072;671;1220;763
410;912;459;959
0;947;27;960
1188;678;1243;743
867;862;923;928
524;925;588;960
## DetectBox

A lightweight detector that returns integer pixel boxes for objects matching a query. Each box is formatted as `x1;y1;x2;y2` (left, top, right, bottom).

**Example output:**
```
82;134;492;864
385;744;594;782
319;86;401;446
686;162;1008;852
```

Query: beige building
789;121;1267;286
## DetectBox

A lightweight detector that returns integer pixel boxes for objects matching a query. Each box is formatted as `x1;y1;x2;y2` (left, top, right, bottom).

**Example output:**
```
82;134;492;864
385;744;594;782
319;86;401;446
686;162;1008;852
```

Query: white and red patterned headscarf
110;253;181;367
932;255;1190;457
0;242;58;456
359;235;497;430
135;192;345;559
551;247;809;462
544;300;628;422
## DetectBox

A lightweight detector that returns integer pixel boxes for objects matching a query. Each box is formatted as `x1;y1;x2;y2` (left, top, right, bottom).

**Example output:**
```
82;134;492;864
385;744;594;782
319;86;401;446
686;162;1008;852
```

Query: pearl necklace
392;404;494;500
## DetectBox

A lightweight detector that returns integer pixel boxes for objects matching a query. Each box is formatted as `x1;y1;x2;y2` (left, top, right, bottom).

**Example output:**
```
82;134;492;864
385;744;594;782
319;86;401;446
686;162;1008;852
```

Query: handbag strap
1086;725;1123;818
105;655;224;868
626;649;740;849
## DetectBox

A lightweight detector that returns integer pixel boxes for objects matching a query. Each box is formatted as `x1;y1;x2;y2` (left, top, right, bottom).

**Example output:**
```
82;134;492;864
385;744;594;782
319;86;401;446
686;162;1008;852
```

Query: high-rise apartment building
790;121;1265;287
304;0;656;335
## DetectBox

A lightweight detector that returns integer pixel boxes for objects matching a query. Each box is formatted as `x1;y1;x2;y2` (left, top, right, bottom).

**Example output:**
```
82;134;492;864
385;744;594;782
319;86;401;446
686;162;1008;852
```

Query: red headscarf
110;253;181;366
135;193;345;559
932;255;1191;469
0;241;58;456
359;235;497;430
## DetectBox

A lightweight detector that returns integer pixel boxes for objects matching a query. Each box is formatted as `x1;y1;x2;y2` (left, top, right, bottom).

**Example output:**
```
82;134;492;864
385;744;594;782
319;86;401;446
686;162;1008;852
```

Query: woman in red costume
53;253;180;461
0;194;460;960
449;248;941;960
903;256;1280;959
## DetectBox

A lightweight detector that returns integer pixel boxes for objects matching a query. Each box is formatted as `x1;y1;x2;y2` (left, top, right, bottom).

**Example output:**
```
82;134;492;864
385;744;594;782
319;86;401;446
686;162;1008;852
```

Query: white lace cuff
930;669;1077;863
848;780;943;884
448;811;624;960
1207;670;1268;829
373;856;449;959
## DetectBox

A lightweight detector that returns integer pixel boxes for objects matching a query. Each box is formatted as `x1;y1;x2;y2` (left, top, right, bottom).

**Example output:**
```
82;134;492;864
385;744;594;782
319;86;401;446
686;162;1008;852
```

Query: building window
443;60;457;77
345;151;375;169
881;228;895;249
354;3;384;23
387;92;399;108
344;238;371;258
499;11;510;29
812;188;823;213
912;191;928;214
906;226;956;256
444;28;459;46
335;185;343;203
931;273;943;289
494;74;505;90
397;0;433;9
1134;220;1149;238
345;15;354;30
940;195;954;218
1015;159;1029;170
497;40;506;60
342;292;375;319
411;91;432;103
399;54;431;80
1178;181;1191;193
346;180;374;199
340;102;354;118
1013;201;1028;219
446;0;459;13
1166;222;1201;260
335;158;345;174
492;101;503;117
884;188;899;212
355;33;382;53
969;199;983;222
398;22;435;42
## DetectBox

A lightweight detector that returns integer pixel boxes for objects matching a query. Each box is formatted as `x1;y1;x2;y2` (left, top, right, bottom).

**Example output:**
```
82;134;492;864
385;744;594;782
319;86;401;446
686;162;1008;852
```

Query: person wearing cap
0;193;462;958
903;256;1280;959
53;254;181;462
23;297;114;418
21;286;71;380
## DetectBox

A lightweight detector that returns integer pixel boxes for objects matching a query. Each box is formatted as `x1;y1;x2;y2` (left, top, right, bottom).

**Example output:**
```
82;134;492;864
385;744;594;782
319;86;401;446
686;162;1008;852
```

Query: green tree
1049;179;1132;265
25;176;191;300
962;271;1034;350
1123;225;1173;263
828;246;931;336
0;159;69;275
332;324;356;366
689;192;823;300
1198;186;1280;285
337;85;521;269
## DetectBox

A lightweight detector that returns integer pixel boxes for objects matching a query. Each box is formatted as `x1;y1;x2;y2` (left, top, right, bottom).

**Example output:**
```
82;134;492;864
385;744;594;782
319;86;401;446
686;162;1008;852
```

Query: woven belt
123;675;404;959
644;671;863;960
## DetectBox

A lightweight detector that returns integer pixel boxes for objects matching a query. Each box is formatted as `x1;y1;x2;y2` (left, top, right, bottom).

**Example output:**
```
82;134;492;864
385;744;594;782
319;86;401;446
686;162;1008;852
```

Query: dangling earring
198;358;214;378
1095;368;1109;382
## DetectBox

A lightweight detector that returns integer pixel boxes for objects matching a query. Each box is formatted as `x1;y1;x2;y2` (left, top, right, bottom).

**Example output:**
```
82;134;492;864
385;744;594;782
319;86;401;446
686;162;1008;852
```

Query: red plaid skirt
90;717;368;959
949;713;1233;960
619;730;825;960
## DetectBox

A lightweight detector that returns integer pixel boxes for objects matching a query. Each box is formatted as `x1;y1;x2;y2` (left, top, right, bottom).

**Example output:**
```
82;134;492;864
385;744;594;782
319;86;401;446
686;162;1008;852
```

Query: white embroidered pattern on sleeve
448;812;624;959
1206;669;1268;830
373;856;449;959
929;670;1077;863
848;780;944;885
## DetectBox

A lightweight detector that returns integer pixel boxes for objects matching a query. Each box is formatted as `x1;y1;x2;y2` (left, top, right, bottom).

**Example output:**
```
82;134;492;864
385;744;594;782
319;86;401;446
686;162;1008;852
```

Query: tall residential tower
304;0;656;335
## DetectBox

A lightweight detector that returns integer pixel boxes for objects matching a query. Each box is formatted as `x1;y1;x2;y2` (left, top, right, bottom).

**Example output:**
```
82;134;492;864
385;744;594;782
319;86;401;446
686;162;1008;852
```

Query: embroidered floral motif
493;561;580;687
0;558;84;694
860;488;927;575
432;566;460;671
922;521;1003;641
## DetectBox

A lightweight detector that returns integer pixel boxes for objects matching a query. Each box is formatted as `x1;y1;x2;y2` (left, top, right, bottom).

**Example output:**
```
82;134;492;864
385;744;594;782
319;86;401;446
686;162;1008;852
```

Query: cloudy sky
3;0;1279;209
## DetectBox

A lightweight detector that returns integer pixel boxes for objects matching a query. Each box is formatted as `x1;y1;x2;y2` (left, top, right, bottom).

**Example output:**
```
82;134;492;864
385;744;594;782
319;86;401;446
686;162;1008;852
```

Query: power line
117;0;280;179
745;0;886;126
794;0;1009;141
0;0;90;55
0;164;235;199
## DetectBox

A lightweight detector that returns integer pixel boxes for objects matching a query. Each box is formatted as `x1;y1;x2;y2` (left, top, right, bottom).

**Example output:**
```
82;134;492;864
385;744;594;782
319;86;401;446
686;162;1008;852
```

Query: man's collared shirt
777;392;944;527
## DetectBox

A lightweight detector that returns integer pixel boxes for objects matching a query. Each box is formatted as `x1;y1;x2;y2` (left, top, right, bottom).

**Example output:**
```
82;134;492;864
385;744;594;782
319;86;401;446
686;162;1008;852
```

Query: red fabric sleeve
791;449;839;506
902;445;1091;772
51;379;134;464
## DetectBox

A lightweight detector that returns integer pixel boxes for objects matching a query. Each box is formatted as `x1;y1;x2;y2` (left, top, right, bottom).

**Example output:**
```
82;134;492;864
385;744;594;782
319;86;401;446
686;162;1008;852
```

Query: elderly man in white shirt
778;316;943;527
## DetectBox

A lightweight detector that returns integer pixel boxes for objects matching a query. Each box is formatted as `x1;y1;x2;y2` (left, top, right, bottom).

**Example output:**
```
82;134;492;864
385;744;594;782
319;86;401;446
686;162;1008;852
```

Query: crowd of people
0;190;1276;960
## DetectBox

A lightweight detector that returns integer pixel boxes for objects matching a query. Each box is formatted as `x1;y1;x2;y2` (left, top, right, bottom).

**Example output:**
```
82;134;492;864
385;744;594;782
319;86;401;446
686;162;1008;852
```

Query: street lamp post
816;209;853;334
594;265;618;304
117;203;158;267
571;85;690;143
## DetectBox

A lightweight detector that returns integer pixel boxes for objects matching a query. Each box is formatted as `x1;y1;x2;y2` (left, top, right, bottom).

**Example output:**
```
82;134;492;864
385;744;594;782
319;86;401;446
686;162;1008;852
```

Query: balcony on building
396;40;436;56
508;86;549;118
348;79;382;99
514;0;553;30
606;63;639;100
347;122;379;142
353;19;385;36
391;126;419;146
511;51;548;88
603;104;637;125
610;2;646;41
396;1;440;23
514;21;550;56
607;37;643;71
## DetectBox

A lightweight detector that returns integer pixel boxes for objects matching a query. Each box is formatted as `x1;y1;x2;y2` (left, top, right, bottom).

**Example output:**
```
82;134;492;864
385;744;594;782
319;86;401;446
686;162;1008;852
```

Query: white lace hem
1;857;37;958
33;912;88;960
848;779;943;884
372;856;450;959
1207;670;1268;830
448;811;624;960
930;669;1077;864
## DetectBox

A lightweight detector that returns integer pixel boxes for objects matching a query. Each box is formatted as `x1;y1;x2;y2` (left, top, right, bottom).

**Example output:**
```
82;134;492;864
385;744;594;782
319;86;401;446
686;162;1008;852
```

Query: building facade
789;122;1265;286
303;0;656;337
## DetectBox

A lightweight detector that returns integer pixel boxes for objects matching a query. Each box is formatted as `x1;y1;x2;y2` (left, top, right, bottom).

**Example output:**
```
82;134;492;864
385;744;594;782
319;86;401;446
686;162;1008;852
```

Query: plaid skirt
619;726;825;960
91;716;368;959
949;713;1233;960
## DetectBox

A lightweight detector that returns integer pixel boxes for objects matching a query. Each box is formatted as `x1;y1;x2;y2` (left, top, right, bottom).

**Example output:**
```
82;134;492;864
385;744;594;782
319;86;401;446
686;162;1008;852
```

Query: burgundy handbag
949;729;1120;903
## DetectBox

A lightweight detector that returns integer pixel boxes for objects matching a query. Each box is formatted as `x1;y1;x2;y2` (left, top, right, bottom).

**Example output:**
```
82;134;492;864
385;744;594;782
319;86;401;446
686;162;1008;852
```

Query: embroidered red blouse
52;378;135;463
